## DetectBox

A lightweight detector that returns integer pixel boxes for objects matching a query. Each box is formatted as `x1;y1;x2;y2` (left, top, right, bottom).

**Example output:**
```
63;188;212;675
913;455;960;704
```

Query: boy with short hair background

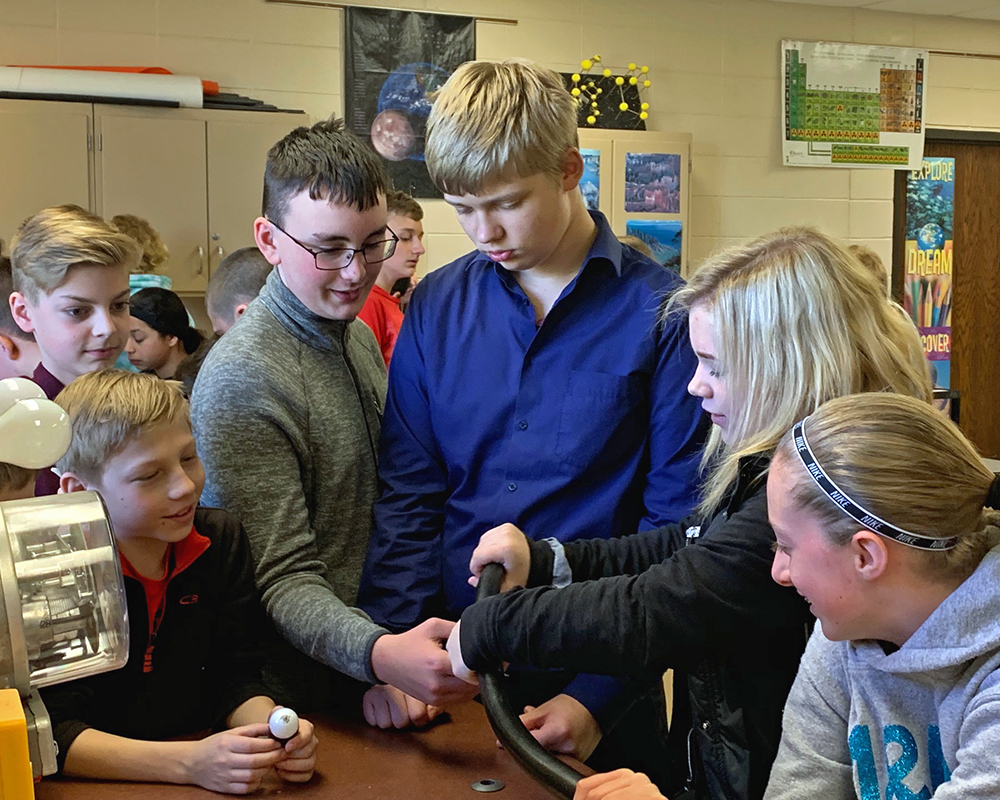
205;246;273;337
357;189;425;367
191;117;473;728
359;59;708;773
0;253;41;380
43;369;317;794
7;205;139;495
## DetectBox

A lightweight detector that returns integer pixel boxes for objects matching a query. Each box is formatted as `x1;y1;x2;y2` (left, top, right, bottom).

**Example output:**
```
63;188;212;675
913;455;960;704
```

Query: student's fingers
225;723;279;748
520;705;542;728
574;770;633;799
277;764;316;783
229;748;288;770
426;704;444;722
417;616;456;642
404;694;432;727
284;719;316;753
366;693;393;729
389;692;411;729
276;754;317;774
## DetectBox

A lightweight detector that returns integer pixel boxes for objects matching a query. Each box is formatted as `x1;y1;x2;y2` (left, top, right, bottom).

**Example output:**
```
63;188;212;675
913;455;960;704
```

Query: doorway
893;130;1000;459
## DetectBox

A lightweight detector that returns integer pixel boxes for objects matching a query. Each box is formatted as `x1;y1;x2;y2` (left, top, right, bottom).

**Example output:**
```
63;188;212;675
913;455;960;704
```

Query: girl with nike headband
764;392;1000;799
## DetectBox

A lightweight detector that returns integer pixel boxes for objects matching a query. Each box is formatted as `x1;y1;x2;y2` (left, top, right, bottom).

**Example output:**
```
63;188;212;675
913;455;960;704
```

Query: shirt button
507;483;517;492
518;420;528;431
701;721;711;731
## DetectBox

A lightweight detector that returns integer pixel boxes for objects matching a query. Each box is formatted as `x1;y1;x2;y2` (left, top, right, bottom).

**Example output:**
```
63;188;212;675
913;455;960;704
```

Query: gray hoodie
765;545;1000;799
191;271;388;690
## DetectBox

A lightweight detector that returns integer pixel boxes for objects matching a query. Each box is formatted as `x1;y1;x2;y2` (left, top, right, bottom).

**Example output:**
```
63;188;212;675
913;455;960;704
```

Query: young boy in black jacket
42;369;317;794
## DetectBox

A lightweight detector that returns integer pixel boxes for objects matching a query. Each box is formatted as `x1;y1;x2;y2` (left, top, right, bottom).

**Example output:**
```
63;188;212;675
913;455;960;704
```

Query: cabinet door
95;108;209;292
206;116;303;274
0;100;92;248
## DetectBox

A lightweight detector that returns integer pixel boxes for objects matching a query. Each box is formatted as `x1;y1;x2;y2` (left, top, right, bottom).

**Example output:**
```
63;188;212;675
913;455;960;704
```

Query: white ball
268;707;299;740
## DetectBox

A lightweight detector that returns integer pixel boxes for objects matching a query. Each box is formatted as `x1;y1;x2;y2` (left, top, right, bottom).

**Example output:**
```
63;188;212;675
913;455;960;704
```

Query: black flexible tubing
475;562;583;799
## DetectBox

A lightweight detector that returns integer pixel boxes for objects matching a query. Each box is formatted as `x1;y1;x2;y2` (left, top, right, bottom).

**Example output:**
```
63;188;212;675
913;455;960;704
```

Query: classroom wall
2;0;999;275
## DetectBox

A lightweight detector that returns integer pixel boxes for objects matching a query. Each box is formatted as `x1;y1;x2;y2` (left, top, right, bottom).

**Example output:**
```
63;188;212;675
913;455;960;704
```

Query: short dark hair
0;254;34;342
262;116;389;226
386;190;423;221
206;247;272;321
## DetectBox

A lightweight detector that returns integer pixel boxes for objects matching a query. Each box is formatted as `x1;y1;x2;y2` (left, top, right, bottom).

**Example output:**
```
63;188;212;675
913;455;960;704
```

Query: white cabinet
0;100;92;250
0;99;304;293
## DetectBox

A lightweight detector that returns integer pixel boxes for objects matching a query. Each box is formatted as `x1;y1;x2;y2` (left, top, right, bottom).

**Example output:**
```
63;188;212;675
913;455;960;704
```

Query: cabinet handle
216;246;224;259
197;246;205;275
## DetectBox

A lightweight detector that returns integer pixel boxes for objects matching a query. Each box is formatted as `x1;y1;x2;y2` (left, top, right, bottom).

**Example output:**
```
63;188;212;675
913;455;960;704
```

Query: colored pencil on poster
923;277;933;329
918;277;928;327
910;277;921;325
932;277;942;326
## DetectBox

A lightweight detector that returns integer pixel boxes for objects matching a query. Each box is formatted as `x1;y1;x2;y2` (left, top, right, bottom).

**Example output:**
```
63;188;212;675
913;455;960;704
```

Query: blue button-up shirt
359;211;708;710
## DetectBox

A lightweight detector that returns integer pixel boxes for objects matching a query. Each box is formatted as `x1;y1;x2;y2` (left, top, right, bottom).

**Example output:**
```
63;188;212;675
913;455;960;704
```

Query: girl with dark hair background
126;287;204;380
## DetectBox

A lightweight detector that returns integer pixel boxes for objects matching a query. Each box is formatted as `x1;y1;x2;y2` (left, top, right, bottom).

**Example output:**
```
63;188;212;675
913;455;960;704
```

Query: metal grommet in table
471;778;506;793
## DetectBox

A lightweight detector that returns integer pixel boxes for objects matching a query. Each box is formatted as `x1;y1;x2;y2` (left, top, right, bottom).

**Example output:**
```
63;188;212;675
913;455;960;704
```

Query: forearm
62;729;193;785
561;520;690;579
265;576;386;682
226;695;275;728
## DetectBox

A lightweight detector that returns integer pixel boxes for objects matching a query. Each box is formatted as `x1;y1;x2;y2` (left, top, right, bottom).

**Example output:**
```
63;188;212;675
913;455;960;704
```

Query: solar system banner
345;8;475;199
903;157;954;396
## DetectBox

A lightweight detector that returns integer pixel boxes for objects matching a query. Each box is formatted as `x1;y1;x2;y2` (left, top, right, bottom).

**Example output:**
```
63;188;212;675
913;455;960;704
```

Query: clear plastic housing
0;492;129;688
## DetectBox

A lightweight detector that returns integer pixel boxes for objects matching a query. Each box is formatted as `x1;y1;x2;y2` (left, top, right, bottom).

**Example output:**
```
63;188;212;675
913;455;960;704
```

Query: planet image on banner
370;62;450;162
918;222;945;251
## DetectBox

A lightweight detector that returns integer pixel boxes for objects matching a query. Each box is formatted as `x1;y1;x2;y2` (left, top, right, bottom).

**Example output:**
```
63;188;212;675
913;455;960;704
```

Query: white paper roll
0;67;203;109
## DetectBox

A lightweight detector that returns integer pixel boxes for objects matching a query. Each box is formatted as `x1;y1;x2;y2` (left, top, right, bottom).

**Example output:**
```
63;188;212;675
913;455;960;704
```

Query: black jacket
460;455;813;800
41;508;273;770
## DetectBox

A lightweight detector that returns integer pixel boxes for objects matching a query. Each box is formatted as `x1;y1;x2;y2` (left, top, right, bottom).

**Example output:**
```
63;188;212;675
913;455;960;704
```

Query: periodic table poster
782;41;928;169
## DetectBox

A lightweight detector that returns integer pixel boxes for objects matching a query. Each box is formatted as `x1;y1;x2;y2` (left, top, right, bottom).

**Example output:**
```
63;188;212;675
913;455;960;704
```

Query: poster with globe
345;9;475;199
904;157;954;396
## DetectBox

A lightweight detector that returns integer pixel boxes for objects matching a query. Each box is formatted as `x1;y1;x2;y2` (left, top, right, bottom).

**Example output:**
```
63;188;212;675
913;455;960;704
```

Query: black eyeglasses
268;219;398;271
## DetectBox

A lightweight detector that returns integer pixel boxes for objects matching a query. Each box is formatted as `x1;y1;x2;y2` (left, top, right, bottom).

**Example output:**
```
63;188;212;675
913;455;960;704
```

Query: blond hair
848;244;889;297
111;214;169;273
11;205;141;302
670;227;932;515
0;463;34;494
426;59;579;195
776;393;1000;582
55;370;189;481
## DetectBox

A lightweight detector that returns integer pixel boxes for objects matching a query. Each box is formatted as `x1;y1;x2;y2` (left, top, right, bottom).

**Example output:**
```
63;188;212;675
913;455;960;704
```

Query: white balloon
0;399;72;468
0;377;46;416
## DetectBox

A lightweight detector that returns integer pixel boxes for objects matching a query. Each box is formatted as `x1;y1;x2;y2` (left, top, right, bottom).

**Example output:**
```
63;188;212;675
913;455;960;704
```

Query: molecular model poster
782;41;928;169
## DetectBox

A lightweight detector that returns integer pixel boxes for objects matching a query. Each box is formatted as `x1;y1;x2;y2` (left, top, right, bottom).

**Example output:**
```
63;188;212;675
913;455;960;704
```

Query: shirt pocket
555;371;646;470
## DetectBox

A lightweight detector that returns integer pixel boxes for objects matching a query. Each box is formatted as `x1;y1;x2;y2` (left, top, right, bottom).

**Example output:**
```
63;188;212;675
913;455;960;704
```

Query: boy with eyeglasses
191;116;475;730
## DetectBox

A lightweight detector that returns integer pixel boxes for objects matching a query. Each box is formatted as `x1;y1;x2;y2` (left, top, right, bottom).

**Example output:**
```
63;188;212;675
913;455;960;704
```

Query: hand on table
573;769;667;800
520;694;603;762
469;523;531;591
184;723;285;794
363;684;444;729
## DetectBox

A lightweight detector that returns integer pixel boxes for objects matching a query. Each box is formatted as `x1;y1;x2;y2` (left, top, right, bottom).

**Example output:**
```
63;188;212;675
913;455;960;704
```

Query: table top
35;702;573;799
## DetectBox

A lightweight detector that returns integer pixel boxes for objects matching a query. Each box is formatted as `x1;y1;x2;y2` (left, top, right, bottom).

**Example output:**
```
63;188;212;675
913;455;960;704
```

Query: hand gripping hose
475;562;584;799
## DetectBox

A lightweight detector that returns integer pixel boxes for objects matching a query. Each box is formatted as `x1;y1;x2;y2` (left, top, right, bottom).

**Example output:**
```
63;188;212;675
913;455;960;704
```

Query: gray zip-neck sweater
191;271;388;688
765;544;1000;799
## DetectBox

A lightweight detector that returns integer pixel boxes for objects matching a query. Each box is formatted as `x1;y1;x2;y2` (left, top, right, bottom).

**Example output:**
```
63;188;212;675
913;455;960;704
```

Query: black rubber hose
475;562;583;799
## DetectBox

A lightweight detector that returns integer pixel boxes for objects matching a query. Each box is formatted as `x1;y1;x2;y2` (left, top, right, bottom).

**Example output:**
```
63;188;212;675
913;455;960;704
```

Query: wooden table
35;702;573;799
